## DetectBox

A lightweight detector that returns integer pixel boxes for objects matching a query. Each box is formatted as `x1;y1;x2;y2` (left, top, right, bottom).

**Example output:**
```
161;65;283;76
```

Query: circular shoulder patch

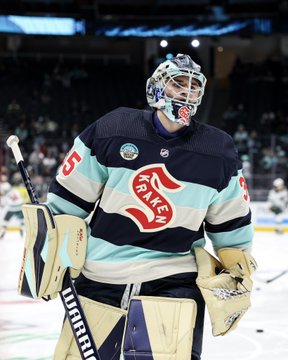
120;143;139;160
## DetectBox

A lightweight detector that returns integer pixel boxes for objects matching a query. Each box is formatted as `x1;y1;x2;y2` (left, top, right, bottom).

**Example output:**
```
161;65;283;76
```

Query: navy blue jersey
47;107;253;284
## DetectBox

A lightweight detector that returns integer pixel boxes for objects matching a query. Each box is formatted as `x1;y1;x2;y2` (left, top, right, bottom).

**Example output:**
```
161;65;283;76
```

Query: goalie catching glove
194;247;257;336
19;203;87;300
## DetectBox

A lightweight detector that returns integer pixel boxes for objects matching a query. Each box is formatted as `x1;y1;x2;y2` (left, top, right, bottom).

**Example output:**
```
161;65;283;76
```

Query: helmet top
0;182;11;195
273;178;285;188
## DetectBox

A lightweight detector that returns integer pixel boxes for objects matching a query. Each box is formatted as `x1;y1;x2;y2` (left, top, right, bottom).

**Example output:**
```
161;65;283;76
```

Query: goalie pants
74;272;205;360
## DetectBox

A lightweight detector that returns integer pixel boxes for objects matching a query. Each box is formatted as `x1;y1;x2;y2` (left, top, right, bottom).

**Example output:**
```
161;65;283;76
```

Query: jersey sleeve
47;122;109;218
204;163;254;252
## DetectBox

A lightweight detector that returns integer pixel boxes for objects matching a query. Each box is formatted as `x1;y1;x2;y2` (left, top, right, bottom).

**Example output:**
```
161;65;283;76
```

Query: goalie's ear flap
194;247;223;277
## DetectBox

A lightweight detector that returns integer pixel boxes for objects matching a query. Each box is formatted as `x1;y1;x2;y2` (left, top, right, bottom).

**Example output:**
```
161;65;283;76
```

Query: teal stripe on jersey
72;137;108;183
191;237;206;253
206;223;254;250
46;194;89;218
168;185;215;209
106;167;132;191
211;170;243;204
106;167;216;209
86;235;191;262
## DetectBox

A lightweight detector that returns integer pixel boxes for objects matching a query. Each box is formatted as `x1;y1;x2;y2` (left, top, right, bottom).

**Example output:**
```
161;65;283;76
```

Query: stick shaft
6;136;38;203
7;136;101;360
266;269;288;283
17;160;39;204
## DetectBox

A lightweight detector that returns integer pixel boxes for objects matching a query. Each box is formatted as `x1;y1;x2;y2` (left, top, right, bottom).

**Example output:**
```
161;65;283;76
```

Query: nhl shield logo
160;148;169;158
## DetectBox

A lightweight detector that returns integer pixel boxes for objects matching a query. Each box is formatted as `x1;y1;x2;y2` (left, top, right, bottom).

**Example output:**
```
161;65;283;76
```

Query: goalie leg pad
53;295;127;360
20;204;87;299
122;296;197;360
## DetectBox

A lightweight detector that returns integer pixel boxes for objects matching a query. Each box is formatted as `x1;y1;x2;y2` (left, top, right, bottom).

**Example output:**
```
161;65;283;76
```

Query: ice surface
0;231;287;359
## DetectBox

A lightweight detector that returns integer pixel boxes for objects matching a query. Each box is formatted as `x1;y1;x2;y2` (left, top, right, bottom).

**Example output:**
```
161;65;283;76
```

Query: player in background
44;54;256;360
268;177;288;234
0;180;24;239
11;172;30;204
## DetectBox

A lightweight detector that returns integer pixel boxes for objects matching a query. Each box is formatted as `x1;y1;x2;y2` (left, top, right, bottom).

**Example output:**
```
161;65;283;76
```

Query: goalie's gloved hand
195;247;257;336
217;248;257;293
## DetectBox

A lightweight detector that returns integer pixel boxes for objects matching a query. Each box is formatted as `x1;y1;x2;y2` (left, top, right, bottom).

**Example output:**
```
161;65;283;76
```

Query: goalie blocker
19;203;87;300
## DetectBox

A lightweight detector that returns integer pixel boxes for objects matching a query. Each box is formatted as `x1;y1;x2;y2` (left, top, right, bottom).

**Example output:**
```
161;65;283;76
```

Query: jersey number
239;176;249;201
62;151;82;176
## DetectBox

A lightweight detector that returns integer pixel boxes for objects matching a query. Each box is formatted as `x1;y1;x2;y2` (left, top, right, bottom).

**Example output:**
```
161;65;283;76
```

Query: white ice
0;230;287;360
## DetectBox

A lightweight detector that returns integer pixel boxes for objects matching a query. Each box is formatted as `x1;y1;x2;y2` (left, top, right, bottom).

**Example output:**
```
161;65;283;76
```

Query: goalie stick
6;135;101;360
255;269;288;284
266;269;288;283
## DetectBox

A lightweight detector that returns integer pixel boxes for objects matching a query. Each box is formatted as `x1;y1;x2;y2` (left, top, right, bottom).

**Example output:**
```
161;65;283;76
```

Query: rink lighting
191;39;200;47
160;39;168;47
96;20;252;37
166;53;174;59
0;15;85;35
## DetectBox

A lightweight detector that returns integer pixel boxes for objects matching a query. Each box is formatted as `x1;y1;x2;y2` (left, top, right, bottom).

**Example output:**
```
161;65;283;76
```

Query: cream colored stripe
205;195;250;225
82;255;197;284
56;170;104;202
101;186;207;231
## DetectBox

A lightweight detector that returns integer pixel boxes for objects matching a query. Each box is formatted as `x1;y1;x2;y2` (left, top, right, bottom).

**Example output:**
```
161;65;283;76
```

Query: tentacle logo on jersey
122;164;185;232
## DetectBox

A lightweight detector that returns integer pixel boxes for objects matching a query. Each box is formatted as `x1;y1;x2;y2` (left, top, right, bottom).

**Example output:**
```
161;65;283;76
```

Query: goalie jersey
47;107;254;284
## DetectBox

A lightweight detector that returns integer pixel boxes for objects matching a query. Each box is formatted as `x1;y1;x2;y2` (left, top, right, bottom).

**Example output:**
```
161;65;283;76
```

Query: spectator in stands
259;112;275;134
42;151;58;176
247;130;262;158
14;121;29;142
6;98;21;114
259;147;278;172
233;124;248;156
28;145;44;176
221;105;239;133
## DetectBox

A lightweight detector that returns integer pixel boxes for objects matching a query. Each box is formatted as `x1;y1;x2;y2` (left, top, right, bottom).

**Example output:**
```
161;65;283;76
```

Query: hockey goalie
18;53;257;360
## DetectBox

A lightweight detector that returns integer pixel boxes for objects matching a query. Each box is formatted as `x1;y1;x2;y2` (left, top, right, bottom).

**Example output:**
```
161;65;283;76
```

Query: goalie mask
146;54;207;126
